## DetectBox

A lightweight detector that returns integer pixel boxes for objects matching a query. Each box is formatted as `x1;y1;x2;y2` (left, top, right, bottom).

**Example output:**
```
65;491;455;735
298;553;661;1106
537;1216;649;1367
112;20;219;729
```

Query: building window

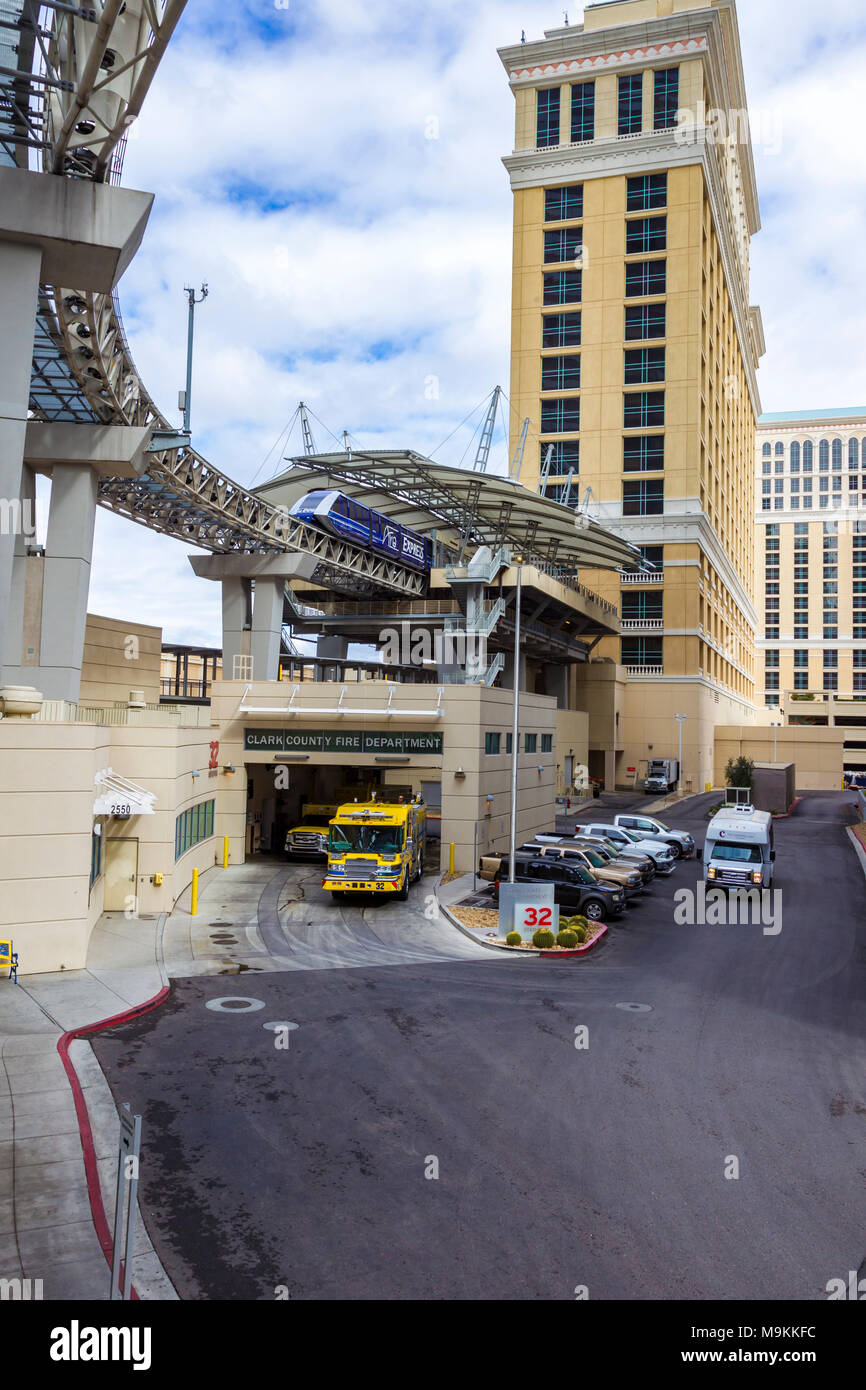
571;82;595;142
90;828;102;889
624;390;664;428
761;498;771;511
623;435;664;472
819;440;830;470
537;87;561;147
654;67;679;129
626;216;667;255
621;637;663;669
762;481;771;495
762;443;772;457
791;442;800;469
543;270;582;305
618;73;643;135
541;734;553;753
485;732;501;755
541;397;580;433
793;670;809;690
543;311;581;348
542;355;581;391
175;799;215;861
625;259;666;298
766;651;780;668
766;672;780;691
825;671;838;692
627;172;667;212
541;479;579;506
624;347;665;384
506;733;512;754
850;439;860;469
524;733;537;753
802;441;813;470
622;592;663;622
775;442;784;455
623;479;664;516
545;184;584;223
625;303;666;341
544;227;582;264
637;544;664;572
540;440;580;471
832;438;843;469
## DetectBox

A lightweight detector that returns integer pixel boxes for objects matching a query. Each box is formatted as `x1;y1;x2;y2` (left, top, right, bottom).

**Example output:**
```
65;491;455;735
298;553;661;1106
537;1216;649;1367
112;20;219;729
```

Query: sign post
497;881;557;939
110;1102;142;1301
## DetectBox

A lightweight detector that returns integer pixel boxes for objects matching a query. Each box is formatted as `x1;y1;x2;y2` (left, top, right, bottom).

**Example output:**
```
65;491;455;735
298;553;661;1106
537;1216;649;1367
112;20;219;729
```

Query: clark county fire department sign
244;729;444;756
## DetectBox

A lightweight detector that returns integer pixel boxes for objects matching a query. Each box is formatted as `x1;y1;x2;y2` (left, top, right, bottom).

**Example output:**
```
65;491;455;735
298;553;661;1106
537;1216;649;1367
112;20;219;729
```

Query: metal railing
621;618;664;631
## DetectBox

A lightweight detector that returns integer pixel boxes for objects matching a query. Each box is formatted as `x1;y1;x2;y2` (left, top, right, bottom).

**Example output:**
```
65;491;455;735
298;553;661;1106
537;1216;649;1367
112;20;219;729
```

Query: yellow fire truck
322;793;426;900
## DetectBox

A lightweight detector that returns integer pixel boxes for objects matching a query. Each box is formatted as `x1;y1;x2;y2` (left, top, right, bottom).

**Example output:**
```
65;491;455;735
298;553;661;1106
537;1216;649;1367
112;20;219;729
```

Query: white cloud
86;0;866;644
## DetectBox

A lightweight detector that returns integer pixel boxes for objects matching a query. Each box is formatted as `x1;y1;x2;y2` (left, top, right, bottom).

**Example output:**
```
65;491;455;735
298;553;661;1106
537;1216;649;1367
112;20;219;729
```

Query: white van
703;806;775;889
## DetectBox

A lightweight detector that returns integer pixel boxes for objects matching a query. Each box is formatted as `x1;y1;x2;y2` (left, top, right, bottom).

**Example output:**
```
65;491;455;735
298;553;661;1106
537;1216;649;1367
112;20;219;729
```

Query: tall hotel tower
499;0;765;790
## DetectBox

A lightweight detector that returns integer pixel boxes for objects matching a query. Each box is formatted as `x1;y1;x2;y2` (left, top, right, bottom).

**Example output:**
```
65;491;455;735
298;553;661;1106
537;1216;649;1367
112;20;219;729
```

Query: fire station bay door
105;837;139;911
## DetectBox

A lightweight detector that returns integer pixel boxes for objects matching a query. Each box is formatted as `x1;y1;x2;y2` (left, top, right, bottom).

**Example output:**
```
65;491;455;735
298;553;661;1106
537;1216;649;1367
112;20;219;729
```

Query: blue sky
81;0;866;645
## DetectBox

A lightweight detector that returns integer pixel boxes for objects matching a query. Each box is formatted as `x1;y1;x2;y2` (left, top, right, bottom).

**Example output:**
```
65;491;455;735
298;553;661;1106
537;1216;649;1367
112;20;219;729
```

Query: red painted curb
538;924;608;957
56;984;171;1300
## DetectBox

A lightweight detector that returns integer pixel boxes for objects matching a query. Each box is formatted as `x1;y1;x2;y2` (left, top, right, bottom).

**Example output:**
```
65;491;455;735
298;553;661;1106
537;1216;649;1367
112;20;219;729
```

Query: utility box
751;762;795;815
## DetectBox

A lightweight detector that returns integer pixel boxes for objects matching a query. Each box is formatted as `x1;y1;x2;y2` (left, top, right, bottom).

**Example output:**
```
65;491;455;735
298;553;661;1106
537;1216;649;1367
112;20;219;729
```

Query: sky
75;0;866;646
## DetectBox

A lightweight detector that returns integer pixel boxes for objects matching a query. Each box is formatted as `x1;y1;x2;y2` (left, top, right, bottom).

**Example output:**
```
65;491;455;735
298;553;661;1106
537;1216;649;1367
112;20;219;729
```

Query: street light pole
508;565;522;884
181;283;208;434
771;721;781;762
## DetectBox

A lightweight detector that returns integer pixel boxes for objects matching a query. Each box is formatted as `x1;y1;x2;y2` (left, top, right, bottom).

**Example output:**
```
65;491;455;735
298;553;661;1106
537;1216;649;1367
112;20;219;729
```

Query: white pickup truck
613;813;696;861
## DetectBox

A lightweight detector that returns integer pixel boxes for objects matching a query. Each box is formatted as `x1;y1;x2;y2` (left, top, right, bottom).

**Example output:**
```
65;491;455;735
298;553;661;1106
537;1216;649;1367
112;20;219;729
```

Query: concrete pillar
604;747;616;792
2;465;36;685
221;578;250;678
250;577;285;682
543;663;569;710
0;243;42;682
39;464;98;702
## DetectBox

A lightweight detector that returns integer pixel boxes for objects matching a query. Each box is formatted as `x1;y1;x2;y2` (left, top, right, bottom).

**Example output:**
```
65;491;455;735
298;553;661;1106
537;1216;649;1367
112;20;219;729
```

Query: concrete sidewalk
0;911;174;1301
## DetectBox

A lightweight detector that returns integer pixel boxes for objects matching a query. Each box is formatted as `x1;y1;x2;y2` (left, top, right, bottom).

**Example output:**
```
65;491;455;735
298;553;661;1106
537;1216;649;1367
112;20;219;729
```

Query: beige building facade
499;0;765;789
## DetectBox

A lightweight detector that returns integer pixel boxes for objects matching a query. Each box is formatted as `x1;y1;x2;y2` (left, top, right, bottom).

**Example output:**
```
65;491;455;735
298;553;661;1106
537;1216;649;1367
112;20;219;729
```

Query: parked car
493;854;626;920
575;823;676;873
520;841;644;900
613;813;696;860
569;834;657;883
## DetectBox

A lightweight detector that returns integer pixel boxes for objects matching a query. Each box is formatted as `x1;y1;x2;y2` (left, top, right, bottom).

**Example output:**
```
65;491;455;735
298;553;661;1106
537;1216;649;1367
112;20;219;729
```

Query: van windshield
330;825;404;855
711;843;763;863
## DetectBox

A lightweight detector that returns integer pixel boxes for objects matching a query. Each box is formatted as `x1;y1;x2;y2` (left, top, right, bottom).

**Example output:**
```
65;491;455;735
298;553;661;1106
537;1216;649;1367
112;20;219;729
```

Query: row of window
485;732;554;755
544;175;667;226
175;799;215;861
540;305;664;349
760;494;866;512
536;70;679;147
762;439;866;466
539;391;666;438
541;258;666;306
540;348;665;395
543;216;667;265
761;477;865;494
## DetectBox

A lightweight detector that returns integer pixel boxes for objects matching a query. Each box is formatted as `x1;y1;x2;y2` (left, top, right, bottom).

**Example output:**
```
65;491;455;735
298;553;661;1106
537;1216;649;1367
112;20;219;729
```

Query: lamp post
181;283;208;434
508;564;522;883
674;713;687;794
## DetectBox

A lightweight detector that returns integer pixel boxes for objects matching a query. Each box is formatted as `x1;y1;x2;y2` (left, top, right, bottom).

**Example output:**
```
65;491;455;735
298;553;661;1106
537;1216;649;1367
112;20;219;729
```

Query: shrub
575;926;587;944
557;930;578;949
563;915;589;937
506;931;522;947
532;928;555;949
725;755;754;790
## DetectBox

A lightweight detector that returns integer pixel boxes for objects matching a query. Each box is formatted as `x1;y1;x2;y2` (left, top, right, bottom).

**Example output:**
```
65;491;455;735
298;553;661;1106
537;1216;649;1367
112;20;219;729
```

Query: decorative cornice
507;36;708;85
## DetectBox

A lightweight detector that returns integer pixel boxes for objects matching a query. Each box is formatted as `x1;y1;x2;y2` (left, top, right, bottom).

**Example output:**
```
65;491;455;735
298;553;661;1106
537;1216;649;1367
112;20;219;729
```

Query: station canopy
259;451;642;574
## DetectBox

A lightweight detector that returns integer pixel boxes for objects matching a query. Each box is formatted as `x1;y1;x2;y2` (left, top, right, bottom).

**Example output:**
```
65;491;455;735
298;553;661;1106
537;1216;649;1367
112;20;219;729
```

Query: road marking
205;997;266;1013
615;1003;653;1012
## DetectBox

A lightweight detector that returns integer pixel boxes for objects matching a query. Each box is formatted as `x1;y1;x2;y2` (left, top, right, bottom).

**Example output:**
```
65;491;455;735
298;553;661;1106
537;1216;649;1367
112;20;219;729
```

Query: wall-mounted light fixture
191;769;200;779
223;764;236;776
454;766;466;780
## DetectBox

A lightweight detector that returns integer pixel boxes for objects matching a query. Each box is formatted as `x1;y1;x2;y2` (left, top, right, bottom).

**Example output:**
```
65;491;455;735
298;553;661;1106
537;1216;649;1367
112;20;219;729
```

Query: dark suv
493;854;626;921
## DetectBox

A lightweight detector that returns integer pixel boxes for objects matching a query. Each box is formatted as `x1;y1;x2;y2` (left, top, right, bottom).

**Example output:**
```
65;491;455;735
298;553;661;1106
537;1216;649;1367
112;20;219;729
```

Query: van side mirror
770;851;776;862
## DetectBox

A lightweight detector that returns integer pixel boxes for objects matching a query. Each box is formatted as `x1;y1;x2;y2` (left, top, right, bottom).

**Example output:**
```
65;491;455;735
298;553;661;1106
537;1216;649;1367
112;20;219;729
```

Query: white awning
94;768;157;818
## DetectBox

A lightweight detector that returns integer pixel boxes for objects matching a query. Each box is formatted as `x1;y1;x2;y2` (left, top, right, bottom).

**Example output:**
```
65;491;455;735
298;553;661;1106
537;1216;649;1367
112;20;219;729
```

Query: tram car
289;490;432;572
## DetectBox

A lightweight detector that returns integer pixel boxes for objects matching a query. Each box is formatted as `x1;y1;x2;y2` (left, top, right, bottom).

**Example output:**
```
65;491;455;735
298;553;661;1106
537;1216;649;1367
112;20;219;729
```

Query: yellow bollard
449;842;455;875
223;835;229;869
705;782;712;794
191;867;199;916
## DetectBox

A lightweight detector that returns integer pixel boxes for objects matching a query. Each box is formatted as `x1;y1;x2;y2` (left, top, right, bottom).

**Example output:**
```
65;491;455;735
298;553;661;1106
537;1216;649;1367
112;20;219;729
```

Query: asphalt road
92;791;866;1300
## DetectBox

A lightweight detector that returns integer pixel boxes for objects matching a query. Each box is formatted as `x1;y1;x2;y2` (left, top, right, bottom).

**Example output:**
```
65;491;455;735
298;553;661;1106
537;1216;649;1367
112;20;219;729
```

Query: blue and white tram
289;490;432;572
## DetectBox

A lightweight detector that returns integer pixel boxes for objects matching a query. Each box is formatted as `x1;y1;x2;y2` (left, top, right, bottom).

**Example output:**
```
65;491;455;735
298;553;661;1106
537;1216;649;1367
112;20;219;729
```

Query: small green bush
532;928;555;949
562;914;589;936
557;930;578;949
506;931;522;947
575;926;587;944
